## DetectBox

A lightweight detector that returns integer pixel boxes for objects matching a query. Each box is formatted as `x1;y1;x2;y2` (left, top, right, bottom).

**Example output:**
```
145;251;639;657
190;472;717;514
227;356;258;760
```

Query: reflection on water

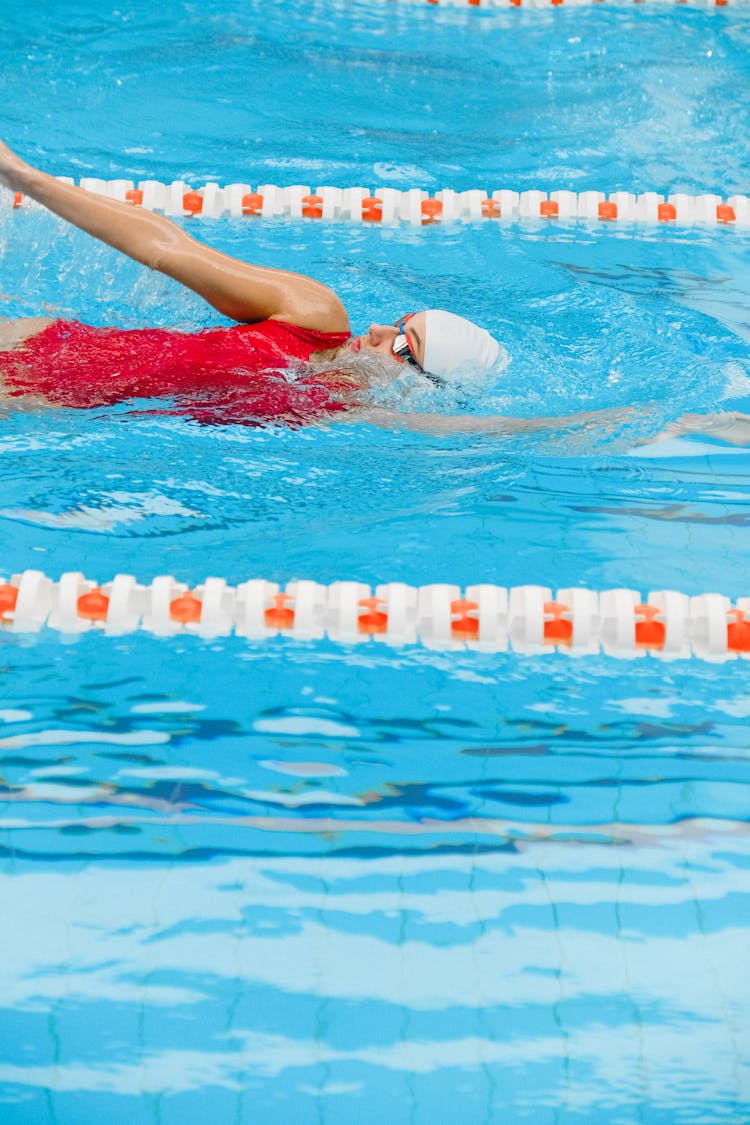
2;843;747;1118
0;642;748;1123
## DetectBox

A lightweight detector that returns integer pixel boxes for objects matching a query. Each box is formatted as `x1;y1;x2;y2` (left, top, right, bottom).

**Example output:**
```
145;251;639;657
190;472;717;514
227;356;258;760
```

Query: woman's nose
369;323;395;347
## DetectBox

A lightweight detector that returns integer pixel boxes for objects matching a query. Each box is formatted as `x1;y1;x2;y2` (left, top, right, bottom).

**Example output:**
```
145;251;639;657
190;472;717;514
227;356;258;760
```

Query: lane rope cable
8;179;750;229
380;0;745;7
1;569;749;661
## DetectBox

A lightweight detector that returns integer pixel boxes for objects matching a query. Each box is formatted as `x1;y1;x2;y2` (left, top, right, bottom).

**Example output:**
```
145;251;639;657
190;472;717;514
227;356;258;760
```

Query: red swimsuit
0;319;353;426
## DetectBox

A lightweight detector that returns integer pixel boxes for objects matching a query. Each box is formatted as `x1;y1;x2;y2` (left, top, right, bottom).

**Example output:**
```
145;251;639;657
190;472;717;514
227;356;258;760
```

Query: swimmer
0;138;748;442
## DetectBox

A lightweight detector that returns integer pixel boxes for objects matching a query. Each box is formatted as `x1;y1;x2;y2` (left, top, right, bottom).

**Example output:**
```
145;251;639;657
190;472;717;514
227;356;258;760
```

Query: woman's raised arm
0;140;349;331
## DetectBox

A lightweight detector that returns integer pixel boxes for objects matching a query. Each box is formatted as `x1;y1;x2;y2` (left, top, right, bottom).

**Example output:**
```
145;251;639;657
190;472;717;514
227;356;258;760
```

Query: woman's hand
0;140;29;193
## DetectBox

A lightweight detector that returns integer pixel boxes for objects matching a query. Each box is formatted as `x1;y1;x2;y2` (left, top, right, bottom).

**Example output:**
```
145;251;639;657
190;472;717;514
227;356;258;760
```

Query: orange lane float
76;588;110;622
170;591;203;624
241;192;264;216
0;583;19;619
301;194;324;219
362;196;383;222
264;593;296;630
357;597;389;635
543;602;573;646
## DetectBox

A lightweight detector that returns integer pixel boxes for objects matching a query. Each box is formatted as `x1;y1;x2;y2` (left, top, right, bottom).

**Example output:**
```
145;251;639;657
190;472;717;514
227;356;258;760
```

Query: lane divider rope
395;0;742;7
1;569;749;661
9;180;750;228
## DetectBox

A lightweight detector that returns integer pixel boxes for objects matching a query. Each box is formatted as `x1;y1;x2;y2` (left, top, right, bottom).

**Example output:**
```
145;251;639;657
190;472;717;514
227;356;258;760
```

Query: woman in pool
1;138;748;443
0;139;508;427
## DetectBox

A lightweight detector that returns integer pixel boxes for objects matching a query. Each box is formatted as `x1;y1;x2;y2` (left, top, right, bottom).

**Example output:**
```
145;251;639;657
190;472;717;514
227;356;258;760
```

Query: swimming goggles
391;315;422;370
391;315;448;388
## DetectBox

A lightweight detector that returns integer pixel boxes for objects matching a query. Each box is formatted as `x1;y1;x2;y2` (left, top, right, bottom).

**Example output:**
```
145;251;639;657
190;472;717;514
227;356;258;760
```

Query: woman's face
346;311;426;370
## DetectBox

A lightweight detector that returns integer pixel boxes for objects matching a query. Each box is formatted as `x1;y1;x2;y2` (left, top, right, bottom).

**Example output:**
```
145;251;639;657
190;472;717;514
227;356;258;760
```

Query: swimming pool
1;1;749;1122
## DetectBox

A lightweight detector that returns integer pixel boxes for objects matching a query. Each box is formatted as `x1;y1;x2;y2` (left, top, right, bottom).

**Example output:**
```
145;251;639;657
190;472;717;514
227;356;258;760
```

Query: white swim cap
422;309;501;380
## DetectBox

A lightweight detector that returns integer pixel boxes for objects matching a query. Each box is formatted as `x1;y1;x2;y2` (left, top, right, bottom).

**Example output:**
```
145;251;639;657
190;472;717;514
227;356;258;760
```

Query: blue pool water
1;1;750;1122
